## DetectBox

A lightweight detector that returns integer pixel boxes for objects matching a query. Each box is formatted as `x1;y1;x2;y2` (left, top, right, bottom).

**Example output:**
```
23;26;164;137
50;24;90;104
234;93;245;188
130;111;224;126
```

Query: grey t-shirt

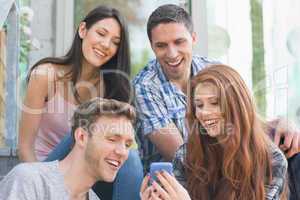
0;160;100;200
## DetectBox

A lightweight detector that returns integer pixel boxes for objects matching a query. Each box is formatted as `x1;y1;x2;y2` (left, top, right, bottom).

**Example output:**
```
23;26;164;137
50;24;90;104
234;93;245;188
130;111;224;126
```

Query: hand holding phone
150;162;173;182
144;163;191;200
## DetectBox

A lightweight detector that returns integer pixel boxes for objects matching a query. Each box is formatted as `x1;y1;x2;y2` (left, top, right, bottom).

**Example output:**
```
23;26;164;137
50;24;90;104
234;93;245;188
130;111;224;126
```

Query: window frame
0;0;19;156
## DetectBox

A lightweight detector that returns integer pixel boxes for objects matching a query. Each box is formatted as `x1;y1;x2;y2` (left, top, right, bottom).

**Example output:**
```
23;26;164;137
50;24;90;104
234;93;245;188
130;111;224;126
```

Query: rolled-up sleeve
173;144;188;188
265;146;288;200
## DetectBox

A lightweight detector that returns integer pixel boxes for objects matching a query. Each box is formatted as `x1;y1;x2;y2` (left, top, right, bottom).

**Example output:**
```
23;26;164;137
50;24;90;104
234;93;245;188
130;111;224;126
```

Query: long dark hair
27;5;131;103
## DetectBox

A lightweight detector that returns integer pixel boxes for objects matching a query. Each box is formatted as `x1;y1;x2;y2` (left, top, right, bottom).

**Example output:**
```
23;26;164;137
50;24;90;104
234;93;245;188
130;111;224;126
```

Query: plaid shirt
173;143;288;200
133;55;217;171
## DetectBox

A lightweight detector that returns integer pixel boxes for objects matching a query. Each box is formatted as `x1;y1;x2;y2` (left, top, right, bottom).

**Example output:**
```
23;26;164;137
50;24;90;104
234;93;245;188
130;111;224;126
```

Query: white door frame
55;0;74;56
190;0;208;56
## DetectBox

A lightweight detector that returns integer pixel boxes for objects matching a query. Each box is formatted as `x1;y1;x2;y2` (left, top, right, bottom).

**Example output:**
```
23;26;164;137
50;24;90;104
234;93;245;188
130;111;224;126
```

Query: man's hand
273;118;300;158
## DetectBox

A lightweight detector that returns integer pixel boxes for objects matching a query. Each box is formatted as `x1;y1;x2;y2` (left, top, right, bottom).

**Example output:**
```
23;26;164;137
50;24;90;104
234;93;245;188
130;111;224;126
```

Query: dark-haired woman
18;5;143;200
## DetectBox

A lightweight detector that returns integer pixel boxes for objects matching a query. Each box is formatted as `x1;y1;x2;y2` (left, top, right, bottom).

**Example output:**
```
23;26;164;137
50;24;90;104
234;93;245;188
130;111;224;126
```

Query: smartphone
150;162;173;182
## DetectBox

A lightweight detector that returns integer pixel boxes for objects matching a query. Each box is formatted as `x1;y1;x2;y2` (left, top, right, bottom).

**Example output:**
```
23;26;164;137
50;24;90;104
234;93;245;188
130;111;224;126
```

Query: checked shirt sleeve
134;84;175;136
173;144;188;188
265;145;288;200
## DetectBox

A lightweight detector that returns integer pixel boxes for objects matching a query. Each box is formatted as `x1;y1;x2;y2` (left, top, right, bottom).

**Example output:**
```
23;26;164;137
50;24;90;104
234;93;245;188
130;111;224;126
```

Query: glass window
263;0;300;126
202;0;300;123
0;0;34;153
0;1;19;152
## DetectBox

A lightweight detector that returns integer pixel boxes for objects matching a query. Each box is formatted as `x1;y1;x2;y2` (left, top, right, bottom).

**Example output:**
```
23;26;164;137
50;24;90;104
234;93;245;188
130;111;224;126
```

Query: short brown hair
71;98;136;142
147;4;193;42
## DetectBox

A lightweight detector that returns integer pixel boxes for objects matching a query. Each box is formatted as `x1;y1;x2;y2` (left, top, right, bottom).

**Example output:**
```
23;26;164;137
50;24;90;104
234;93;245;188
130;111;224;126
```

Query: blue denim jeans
45;133;143;200
288;153;300;200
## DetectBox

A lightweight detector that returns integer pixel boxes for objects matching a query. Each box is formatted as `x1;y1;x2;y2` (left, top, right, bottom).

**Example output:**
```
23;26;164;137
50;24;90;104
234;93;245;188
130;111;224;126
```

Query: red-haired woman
140;64;288;200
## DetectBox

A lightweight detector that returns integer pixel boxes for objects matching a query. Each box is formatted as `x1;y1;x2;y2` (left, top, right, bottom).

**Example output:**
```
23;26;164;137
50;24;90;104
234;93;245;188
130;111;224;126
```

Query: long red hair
185;64;273;199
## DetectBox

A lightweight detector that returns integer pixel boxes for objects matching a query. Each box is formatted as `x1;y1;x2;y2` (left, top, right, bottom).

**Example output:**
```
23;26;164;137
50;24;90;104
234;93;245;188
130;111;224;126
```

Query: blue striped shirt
132;55;217;171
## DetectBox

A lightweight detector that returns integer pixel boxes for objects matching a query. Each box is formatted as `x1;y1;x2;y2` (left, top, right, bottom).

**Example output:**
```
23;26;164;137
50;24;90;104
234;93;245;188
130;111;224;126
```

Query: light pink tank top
34;74;77;161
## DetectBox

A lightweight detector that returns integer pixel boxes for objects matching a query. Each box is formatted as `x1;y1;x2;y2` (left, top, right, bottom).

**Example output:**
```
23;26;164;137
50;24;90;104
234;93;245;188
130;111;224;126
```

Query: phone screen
149;162;173;182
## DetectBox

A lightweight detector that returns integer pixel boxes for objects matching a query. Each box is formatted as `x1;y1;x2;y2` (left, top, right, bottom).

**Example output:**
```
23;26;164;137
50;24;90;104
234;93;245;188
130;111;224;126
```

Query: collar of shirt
154;59;200;100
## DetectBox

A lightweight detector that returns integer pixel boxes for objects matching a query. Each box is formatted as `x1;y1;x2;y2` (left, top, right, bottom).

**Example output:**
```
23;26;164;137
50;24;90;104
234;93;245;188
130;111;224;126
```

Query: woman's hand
152;171;191;200
140;174;154;200
140;171;191;200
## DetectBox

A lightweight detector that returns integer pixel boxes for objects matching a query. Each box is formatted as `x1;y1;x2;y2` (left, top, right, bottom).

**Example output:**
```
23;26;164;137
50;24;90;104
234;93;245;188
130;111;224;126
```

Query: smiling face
193;81;224;137
79;17;121;68
150;22;196;82
84;115;134;182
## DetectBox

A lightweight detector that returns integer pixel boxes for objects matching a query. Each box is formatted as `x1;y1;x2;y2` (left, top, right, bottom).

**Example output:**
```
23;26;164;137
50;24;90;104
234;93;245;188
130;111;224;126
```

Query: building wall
28;0;55;67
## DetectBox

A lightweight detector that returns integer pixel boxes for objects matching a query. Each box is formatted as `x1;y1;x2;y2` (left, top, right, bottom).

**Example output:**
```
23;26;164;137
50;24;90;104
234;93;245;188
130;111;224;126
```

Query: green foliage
19;7;32;66
250;0;266;117
20;0;31;7
74;0;143;28
2;22;7;31
131;48;151;78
